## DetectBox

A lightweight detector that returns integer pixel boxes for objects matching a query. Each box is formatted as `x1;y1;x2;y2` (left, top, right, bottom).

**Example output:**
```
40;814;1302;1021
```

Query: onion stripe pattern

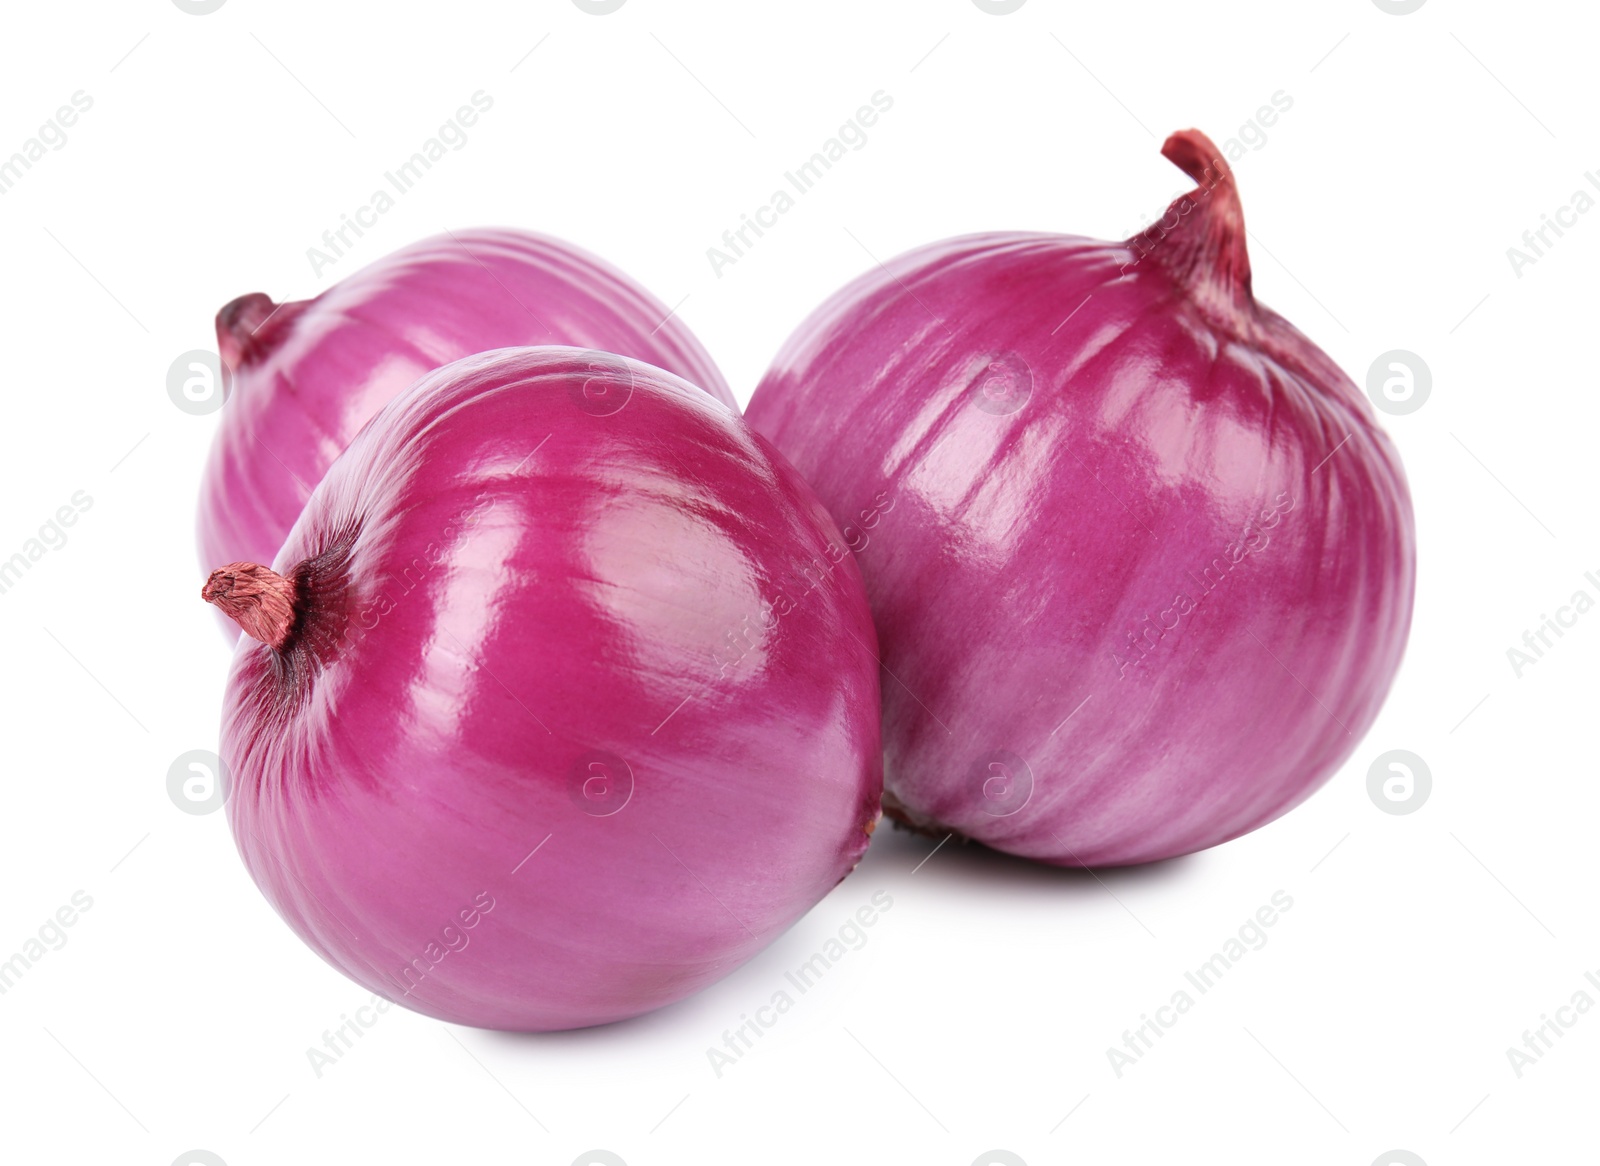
209;348;881;1030
199;228;735;579
747;130;1415;867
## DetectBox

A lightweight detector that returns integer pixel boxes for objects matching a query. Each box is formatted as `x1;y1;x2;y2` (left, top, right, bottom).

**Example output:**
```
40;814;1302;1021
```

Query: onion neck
203;562;297;651
215;292;288;372
1127;128;1256;329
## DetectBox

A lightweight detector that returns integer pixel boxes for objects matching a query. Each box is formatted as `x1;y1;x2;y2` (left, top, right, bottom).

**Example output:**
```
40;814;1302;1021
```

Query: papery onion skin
198;228;735;575
746;129;1415;867
211;348;880;1031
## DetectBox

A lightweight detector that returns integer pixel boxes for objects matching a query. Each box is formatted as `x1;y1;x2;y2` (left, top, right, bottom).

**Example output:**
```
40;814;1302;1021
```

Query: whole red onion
746;129;1415;867
198;228;734;575
203;347;880;1030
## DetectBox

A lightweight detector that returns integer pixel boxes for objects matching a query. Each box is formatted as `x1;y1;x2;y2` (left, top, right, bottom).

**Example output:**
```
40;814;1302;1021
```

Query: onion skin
211;348;880;1031
198;228;735;576
746;129;1415;867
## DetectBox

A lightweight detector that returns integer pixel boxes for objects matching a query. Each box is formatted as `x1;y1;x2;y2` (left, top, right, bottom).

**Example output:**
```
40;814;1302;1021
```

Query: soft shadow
862;819;1204;894
467;821;1205;1050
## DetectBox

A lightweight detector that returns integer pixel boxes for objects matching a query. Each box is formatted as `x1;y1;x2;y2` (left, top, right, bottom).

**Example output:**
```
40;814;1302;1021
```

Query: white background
0;1;1593;1164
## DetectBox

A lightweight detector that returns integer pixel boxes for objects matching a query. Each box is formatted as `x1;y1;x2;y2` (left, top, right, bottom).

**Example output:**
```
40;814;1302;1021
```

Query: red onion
204;347;880;1030
198;228;734;576
746;129;1415;867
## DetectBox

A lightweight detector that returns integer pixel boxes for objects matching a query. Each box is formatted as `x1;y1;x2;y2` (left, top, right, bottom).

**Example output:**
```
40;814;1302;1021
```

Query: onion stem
202;561;296;650
1127;128;1255;326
